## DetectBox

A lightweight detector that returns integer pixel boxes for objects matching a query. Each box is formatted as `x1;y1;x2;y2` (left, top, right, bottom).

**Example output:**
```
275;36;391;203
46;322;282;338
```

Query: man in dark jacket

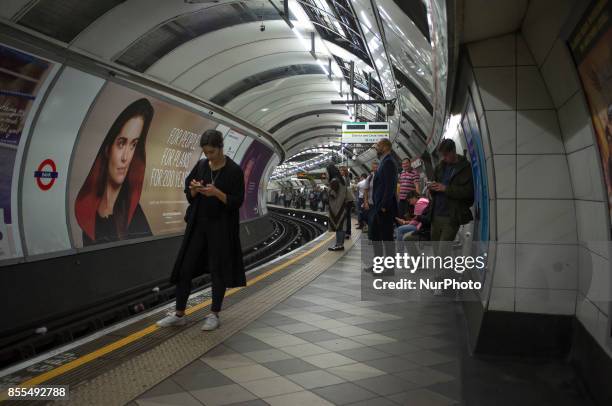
429;139;474;294
429;139;474;241
367;138;398;271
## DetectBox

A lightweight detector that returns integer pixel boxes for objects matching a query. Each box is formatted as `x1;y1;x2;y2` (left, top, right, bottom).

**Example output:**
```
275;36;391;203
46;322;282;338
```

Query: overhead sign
341;122;389;144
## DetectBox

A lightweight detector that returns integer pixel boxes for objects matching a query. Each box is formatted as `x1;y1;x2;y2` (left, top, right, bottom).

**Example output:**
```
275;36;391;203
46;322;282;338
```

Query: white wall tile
516;199;577;242
517;66;554;109
471;78;486;122
493;243;515;287
516;110;564;154
567;147;606;202
515;288;576;315
574;200;609;258
516;33;536;65
516;155;573;199
576;294;599;339
496;199;516;242
596;312;612;355
485;157;496;201
559;90;596;153
578;246;610;309
488;287;515;311
521;0;575;66
474;67;516;111
479;113;493;159
468;34;515;67
540;39;581;109
488;198;497;240
493;155;516;198
516;243;577;289
486;111;516;154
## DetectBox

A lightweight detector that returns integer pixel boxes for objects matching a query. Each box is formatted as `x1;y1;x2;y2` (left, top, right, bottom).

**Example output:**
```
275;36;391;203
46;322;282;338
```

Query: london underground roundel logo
34;159;58;191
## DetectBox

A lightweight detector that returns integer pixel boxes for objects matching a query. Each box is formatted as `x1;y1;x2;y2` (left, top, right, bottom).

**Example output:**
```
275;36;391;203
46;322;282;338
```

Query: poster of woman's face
68;82;214;247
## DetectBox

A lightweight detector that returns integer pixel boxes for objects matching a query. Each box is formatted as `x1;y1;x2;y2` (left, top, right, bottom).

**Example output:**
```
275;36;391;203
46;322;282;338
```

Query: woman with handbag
326;165;350;251
157;129;245;331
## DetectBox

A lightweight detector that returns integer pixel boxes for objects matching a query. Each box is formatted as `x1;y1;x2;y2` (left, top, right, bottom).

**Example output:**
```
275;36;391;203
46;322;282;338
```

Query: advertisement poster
0;44;53;259
240;140;273;221
68;82;216;247
568;0;612;224
224;129;246;159
461;94;489;282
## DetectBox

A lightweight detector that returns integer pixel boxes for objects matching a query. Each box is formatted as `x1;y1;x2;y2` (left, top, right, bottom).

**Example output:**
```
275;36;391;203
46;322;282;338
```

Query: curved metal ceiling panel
268;109;347;133
115;1;291;72
238;89;338;120
146;20;294;82
70;0;226;60
171;38;315;91
209;64;325;106
254;97;341;128
286;125;342;142
226;75;336;112
274;115;349;143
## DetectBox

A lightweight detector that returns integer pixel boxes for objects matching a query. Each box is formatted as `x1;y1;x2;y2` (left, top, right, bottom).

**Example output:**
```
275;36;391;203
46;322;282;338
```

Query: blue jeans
396;224;417;241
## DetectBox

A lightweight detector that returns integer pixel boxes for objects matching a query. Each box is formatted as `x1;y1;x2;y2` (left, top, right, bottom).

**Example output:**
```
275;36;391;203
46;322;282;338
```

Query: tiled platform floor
134;241;463;406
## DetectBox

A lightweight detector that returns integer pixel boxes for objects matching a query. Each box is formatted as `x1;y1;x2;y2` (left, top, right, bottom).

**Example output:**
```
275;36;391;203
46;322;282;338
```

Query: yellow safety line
5;234;335;392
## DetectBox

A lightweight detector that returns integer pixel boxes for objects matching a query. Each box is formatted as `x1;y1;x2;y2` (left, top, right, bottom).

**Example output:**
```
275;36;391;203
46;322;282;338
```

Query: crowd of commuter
323;138;475;297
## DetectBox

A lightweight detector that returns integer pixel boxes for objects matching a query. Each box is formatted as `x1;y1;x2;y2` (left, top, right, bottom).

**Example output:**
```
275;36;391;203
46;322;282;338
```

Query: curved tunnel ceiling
2;0;449;173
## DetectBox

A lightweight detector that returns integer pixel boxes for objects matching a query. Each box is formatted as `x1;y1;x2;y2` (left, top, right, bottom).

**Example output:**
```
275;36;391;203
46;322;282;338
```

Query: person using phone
157;129;245;331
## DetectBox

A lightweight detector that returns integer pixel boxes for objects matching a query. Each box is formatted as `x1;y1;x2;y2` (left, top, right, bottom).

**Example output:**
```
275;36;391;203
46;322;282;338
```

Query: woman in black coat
157;129;245;331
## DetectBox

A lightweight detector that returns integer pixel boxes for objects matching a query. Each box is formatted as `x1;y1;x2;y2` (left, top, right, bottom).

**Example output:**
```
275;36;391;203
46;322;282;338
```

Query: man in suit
366;138;398;272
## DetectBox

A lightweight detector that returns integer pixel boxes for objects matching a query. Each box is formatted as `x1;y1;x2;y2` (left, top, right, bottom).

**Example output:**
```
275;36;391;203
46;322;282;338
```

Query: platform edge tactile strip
59;233;359;406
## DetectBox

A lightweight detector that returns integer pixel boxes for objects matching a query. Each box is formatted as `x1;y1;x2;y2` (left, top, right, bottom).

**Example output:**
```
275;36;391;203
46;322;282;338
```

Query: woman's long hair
75;98;154;242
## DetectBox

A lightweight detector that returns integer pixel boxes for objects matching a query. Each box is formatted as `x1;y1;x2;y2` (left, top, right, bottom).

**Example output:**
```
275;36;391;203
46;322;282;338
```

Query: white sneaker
156;312;186;327
201;314;220;331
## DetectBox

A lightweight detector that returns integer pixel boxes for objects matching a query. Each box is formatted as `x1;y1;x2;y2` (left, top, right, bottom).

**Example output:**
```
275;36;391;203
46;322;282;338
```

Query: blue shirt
433;164;456;216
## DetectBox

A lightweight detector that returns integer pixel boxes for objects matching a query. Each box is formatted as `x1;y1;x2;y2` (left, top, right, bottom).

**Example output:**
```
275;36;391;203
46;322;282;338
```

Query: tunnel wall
459;0;612;370
0;40;279;336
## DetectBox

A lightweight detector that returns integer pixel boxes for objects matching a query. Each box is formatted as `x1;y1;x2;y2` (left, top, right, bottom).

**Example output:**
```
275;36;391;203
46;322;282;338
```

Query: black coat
431;155;474;226
170;157;246;287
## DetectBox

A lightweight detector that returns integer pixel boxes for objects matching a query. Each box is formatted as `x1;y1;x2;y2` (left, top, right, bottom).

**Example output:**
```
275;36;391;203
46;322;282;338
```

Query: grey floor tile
345;396;398;406
426;379;462;402
264;390;334;406
317;310;356;319
312;382;379;405
240;376;303;398
137;378;201;406
429;361;461;378
225;338;274;353
326;362;386;381
242;348;294;363
338;347;391;362
372;341;423;355
316;338;365;351
388;388;458;406
225;400;269;406
173;359;215;378
363;356;421;373
353;374;418;396
275;322;321;334
262;357;319;375
393;366;456;387
301;352;356;368
190;384;258;406
294;330;345;343
411;336;457;350
285;370;346;389
173;368;235;391
400;350;455;367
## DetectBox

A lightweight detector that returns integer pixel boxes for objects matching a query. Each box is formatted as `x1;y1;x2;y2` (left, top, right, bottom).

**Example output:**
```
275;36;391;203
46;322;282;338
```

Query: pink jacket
409;197;430;230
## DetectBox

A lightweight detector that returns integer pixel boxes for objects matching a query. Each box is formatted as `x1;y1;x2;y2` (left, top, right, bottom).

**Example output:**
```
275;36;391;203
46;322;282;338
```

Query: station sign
341;122;389;144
